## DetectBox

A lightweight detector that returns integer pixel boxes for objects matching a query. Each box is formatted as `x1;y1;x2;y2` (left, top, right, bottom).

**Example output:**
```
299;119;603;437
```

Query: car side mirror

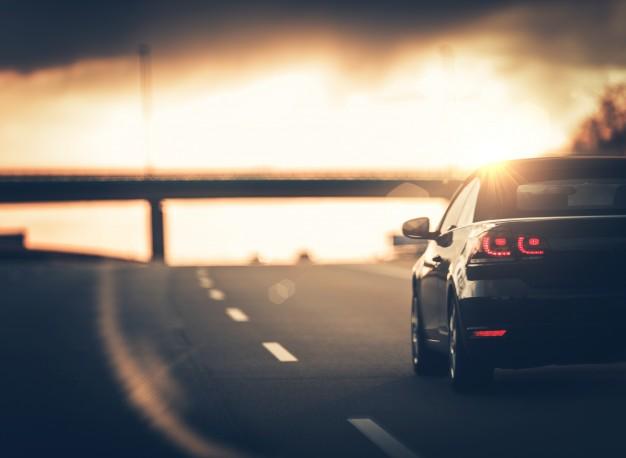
402;217;435;239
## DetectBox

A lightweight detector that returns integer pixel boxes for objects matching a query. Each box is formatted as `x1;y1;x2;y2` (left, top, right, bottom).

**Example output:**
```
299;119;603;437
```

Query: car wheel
411;295;445;375
448;296;493;391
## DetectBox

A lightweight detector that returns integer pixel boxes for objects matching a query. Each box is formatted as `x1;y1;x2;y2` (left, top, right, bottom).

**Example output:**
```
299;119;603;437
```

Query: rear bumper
458;294;626;369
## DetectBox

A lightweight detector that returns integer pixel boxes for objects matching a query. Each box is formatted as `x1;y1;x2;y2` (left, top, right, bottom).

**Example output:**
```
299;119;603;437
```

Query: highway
2;260;626;457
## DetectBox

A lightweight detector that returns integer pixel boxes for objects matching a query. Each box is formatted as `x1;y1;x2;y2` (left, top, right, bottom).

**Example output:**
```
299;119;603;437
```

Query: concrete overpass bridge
0;173;462;261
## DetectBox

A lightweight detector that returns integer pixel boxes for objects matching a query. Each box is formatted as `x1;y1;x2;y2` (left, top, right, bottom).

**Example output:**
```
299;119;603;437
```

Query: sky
1;0;625;173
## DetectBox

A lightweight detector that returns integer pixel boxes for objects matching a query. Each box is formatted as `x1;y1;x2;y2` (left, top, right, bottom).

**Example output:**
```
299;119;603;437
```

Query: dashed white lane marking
348;418;419;458
262;342;298;362
208;289;225;301
196;268;209;279
198;277;214;288
225;308;249;322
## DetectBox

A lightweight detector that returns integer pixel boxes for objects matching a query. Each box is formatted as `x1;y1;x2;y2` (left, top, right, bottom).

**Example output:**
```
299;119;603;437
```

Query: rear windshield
475;160;626;220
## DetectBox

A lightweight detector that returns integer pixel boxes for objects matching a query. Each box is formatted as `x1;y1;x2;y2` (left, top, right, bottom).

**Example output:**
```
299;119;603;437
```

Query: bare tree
572;84;626;156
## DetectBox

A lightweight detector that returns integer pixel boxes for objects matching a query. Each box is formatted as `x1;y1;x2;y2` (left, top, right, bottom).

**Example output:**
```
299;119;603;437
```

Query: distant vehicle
403;157;626;391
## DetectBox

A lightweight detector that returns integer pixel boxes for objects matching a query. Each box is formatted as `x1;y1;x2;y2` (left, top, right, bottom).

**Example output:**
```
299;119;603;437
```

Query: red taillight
472;329;507;337
481;235;512;257
470;231;547;264
517;236;545;255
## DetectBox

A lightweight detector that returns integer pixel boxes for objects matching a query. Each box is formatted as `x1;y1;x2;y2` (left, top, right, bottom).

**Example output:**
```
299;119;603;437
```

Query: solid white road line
262;342;298;362
348;418;419;458
208;289;225;301
225;308;249;322
198;277;214;288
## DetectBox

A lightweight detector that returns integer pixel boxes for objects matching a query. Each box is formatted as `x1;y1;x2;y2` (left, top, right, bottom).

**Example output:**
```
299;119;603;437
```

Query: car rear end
457;158;626;369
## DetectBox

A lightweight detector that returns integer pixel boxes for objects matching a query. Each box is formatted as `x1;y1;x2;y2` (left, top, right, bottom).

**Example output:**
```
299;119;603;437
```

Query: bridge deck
0;175;461;260
0;175;461;202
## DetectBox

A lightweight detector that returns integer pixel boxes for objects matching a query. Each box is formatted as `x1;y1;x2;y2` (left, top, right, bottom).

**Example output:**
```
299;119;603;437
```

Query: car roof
478;155;626;173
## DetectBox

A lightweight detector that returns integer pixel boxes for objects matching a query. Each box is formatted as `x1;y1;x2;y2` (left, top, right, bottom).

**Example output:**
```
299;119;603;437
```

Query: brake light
481;235;512;257
517;236;545;255
469;231;546;264
472;329;507;337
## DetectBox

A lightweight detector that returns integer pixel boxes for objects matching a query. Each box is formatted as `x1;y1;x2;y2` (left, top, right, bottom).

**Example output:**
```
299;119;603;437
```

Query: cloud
468;0;626;68
4;0;623;73
1;0;625;171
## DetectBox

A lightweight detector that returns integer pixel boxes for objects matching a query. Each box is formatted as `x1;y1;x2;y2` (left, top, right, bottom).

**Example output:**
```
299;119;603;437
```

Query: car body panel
411;157;626;369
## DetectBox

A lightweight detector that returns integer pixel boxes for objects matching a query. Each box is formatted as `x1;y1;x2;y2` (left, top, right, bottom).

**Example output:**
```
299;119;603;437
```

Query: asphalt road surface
2;260;626;457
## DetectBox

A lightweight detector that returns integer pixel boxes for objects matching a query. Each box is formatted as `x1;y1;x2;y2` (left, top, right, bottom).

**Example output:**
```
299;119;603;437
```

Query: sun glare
0;51;567;173
150;58;564;172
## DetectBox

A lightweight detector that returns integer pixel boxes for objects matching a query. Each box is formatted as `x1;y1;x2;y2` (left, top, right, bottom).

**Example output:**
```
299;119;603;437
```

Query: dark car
403;157;626;391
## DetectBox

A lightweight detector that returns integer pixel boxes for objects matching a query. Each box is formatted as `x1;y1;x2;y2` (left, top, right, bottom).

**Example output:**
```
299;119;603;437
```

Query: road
2;260;626;457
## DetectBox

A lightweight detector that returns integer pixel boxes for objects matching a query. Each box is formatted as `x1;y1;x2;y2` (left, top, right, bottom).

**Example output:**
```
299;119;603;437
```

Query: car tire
448;296;493;392
411;294;445;376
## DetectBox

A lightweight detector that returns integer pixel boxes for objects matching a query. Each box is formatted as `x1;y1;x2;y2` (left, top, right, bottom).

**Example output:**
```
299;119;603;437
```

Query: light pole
138;43;153;176
138;44;164;261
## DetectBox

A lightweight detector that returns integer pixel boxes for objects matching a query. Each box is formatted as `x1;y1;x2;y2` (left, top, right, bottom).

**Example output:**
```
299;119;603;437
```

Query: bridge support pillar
149;198;165;262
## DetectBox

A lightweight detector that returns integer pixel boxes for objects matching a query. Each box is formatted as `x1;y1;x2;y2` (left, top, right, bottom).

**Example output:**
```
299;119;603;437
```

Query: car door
436;178;481;337
419;180;474;341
